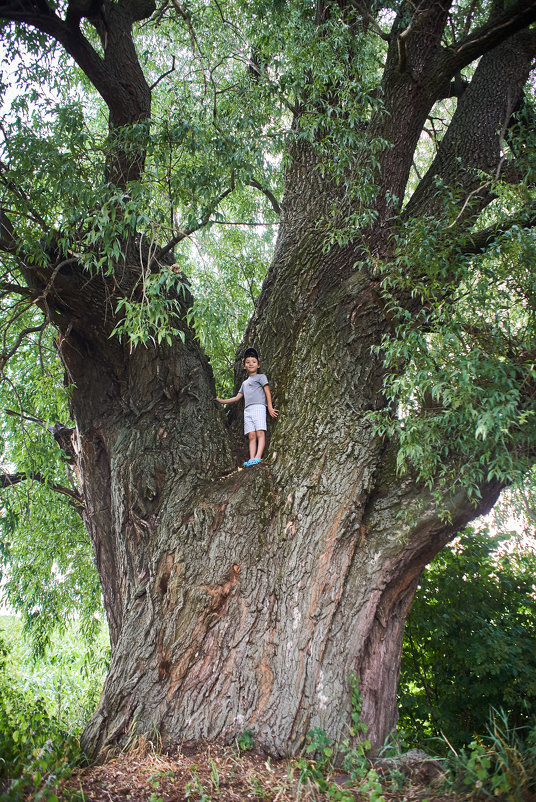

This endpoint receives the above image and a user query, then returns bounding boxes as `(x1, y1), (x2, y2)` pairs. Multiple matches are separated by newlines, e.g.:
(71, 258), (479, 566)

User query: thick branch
(0, 210), (18, 253)
(437, 0), (536, 89)
(405, 30), (536, 222)
(0, 0), (151, 130)
(0, 282), (37, 297)
(4, 409), (77, 461)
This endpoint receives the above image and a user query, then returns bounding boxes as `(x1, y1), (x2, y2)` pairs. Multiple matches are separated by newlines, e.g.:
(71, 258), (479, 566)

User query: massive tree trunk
(75, 144), (504, 758)
(2, 0), (536, 760)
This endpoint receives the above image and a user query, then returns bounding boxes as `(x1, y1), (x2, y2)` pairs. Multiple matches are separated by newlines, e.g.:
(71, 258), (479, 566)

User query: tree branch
(0, 210), (19, 254)
(245, 180), (281, 216)
(397, 22), (411, 74)
(0, 469), (83, 506)
(149, 55), (176, 90)
(404, 31), (536, 222)
(440, 0), (536, 81)
(0, 158), (50, 232)
(0, 0), (149, 131)
(0, 282), (37, 297)
(170, 0), (204, 57)
(5, 409), (77, 462)
(152, 186), (235, 266)
(460, 204), (536, 256)
(0, 322), (48, 371)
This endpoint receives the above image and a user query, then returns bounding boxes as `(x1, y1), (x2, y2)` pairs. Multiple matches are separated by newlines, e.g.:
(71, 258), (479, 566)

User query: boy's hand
(268, 406), (278, 418)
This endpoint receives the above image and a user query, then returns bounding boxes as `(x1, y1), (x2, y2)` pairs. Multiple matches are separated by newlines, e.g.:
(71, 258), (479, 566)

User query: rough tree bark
(1, 0), (536, 759)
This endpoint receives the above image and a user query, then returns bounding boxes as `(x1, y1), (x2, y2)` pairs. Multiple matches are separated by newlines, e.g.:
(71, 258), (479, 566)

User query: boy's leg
(255, 430), (265, 459)
(248, 431), (257, 459)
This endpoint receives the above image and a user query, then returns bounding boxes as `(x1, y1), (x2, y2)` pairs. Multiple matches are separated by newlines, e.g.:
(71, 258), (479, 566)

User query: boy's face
(244, 356), (260, 374)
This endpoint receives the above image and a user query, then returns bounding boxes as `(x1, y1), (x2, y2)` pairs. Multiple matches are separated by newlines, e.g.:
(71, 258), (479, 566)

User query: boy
(216, 347), (278, 466)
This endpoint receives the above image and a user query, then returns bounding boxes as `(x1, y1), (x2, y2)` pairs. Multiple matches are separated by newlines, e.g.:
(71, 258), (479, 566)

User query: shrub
(399, 527), (536, 751)
(0, 632), (81, 799)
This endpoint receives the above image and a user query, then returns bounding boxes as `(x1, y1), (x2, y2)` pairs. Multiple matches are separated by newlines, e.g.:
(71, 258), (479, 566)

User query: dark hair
(243, 347), (259, 361)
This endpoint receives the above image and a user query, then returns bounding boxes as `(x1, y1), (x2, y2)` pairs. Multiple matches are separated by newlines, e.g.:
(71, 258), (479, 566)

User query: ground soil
(61, 740), (460, 801)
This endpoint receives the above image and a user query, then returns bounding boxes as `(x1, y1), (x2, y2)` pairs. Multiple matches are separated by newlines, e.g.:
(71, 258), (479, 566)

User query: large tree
(1, 0), (536, 759)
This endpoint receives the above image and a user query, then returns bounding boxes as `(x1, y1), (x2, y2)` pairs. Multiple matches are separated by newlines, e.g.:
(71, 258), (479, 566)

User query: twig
(0, 321), (48, 370)
(152, 186), (235, 265)
(149, 55), (176, 90)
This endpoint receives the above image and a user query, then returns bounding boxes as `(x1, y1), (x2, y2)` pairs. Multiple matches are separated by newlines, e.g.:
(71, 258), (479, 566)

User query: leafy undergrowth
(57, 739), (457, 802)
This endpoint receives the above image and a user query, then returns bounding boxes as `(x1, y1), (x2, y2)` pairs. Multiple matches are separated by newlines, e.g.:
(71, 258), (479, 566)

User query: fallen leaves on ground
(61, 739), (459, 801)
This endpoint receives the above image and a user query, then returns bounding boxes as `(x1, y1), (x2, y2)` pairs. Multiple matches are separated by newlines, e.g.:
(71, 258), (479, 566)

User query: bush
(0, 615), (109, 800)
(399, 527), (536, 752)
(0, 633), (81, 799)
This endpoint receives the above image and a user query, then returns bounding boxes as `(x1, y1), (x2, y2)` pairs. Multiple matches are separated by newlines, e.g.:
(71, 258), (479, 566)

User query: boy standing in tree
(216, 347), (278, 466)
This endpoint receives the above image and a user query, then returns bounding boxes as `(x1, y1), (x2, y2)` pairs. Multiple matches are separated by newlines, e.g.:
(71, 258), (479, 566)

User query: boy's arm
(264, 385), (278, 418)
(215, 392), (243, 405)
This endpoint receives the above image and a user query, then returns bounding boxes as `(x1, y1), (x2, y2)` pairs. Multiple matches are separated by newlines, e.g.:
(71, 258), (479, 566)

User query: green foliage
(112, 267), (188, 349)
(399, 527), (536, 751)
(0, 615), (109, 732)
(0, 314), (102, 651)
(294, 675), (385, 801)
(0, 615), (108, 799)
(184, 770), (212, 801)
(369, 114), (536, 501)
(187, 221), (273, 395)
(337, 675), (384, 801)
(447, 710), (536, 801)
(493, 466), (536, 535)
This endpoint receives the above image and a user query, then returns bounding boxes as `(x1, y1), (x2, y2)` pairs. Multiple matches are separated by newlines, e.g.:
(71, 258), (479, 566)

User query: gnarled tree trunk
(75, 144), (505, 757)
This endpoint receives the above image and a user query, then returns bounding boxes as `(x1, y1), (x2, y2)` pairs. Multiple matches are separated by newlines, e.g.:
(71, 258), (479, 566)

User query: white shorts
(244, 404), (267, 434)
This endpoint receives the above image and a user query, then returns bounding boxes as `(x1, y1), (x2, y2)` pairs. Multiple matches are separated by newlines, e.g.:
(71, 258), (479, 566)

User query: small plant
(305, 726), (334, 772)
(185, 770), (212, 801)
(236, 728), (255, 752)
(326, 783), (355, 801)
(149, 769), (175, 791)
(209, 757), (220, 789)
(337, 674), (385, 802)
(247, 776), (268, 799)
(293, 675), (386, 802)
(293, 727), (335, 791)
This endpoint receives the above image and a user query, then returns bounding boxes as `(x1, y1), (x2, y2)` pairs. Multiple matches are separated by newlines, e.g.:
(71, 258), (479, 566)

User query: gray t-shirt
(239, 373), (269, 407)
